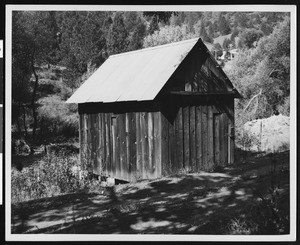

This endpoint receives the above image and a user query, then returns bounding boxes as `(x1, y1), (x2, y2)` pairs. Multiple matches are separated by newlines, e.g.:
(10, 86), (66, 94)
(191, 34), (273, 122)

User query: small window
(185, 82), (192, 92)
(111, 115), (117, 126)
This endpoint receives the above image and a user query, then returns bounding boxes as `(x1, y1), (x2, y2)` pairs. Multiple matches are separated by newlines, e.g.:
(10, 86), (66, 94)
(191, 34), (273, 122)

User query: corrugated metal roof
(66, 38), (206, 104)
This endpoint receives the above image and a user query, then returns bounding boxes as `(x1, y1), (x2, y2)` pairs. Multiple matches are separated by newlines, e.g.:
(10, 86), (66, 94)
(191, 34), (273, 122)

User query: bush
(227, 218), (258, 235)
(235, 127), (260, 151)
(11, 152), (100, 203)
(37, 95), (79, 138)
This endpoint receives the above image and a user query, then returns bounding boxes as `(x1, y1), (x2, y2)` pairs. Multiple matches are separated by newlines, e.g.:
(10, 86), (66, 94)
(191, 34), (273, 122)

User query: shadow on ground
(11, 150), (290, 234)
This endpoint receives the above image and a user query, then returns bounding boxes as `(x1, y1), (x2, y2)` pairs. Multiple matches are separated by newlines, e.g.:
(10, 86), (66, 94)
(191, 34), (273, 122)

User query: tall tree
(148, 16), (159, 35)
(127, 17), (147, 51)
(12, 11), (59, 146)
(194, 20), (211, 43)
(59, 11), (108, 76)
(218, 15), (231, 35)
(106, 12), (129, 55)
(237, 28), (264, 49)
(207, 22), (215, 43)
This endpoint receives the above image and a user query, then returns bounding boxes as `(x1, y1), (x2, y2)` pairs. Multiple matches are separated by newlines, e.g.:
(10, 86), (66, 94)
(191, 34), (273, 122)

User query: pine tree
(148, 16), (159, 35)
(218, 15), (231, 35)
(194, 20), (211, 43)
(127, 17), (147, 51)
(207, 22), (214, 43)
(106, 12), (129, 55)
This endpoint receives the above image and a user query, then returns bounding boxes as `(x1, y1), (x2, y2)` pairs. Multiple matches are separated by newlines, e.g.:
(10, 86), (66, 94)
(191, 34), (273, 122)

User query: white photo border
(5, 4), (297, 242)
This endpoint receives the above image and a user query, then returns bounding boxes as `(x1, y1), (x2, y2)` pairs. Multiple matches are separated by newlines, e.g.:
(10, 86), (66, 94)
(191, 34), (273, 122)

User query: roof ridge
(109, 37), (200, 58)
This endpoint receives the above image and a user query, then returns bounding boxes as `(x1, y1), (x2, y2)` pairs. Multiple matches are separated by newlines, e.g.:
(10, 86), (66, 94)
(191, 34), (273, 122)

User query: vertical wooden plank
(96, 114), (100, 175)
(94, 114), (98, 175)
(102, 113), (106, 174)
(148, 112), (154, 179)
(111, 113), (116, 177)
(114, 114), (120, 178)
(136, 113), (142, 181)
(174, 109), (180, 172)
(196, 106), (202, 172)
(79, 114), (83, 165)
(91, 114), (96, 174)
(86, 114), (90, 170)
(202, 105), (208, 171)
(178, 107), (184, 171)
(168, 117), (175, 175)
(223, 113), (228, 166)
(153, 112), (161, 178)
(140, 113), (145, 179)
(104, 113), (110, 176)
(231, 100), (235, 164)
(183, 105), (190, 171)
(140, 112), (148, 179)
(98, 114), (103, 175)
(219, 113), (225, 166)
(125, 113), (130, 181)
(207, 106), (214, 170)
(190, 106), (196, 172)
(84, 114), (89, 172)
(130, 112), (137, 182)
(161, 113), (169, 176)
(214, 114), (220, 166)
(119, 113), (126, 181)
(229, 100), (235, 164)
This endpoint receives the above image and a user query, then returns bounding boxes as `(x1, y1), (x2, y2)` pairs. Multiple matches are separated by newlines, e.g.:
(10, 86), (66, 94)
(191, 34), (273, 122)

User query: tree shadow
(12, 150), (290, 234)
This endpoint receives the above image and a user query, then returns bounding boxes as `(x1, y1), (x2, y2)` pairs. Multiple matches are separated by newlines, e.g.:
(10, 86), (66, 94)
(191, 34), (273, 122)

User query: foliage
(12, 11), (61, 144)
(218, 15), (231, 35)
(11, 153), (88, 203)
(234, 12), (249, 28)
(222, 38), (231, 50)
(58, 11), (109, 74)
(143, 24), (196, 48)
(106, 12), (129, 55)
(260, 21), (273, 36)
(227, 218), (258, 235)
(230, 28), (239, 42)
(237, 28), (264, 49)
(224, 16), (290, 119)
(148, 16), (159, 35)
(194, 20), (211, 43)
(37, 95), (78, 137)
(127, 16), (147, 51)
(143, 11), (175, 23)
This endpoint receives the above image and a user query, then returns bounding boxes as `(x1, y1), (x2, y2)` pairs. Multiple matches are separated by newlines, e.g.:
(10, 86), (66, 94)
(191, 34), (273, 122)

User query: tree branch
(243, 88), (262, 113)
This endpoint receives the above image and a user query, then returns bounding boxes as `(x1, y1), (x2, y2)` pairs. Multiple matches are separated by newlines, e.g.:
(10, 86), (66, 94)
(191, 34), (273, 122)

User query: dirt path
(11, 151), (289, 234)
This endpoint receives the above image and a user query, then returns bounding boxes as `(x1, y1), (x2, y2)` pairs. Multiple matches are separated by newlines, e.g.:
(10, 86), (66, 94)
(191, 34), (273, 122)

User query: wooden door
(213, 113), (228, 166)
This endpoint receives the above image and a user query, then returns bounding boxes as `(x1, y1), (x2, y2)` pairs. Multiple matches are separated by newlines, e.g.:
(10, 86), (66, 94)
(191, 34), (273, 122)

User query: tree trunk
(31, 61), (39, 143)
(22, 103), (28, 140)
(16, 100), (22, 138)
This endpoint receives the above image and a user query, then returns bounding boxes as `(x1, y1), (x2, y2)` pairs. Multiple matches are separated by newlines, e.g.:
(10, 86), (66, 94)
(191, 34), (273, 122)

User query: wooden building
(67, 38), (241, 182)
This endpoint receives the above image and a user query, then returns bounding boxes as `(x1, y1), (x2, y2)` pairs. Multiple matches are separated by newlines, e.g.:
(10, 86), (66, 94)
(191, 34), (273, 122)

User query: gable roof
(66, 38), (231, 104)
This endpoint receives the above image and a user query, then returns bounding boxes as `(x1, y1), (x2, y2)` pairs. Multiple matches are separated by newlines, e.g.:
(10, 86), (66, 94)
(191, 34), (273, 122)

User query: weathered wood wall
(160, 96), (234, 176)
(80, 111), (162, 182)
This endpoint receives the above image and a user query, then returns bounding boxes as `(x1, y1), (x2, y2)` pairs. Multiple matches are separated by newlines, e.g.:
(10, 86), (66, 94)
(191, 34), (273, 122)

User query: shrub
(227, 218), (258, 235)
(37, 95), (79, 138)
(11, 152), (100, 203)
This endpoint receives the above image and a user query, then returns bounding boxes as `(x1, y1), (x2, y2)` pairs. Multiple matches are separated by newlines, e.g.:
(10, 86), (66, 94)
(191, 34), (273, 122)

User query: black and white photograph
(4, 4), (297, 242)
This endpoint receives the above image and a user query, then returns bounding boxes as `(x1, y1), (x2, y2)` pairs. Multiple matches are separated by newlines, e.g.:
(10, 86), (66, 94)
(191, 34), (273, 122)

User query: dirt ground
(11, 150), (290, 234)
